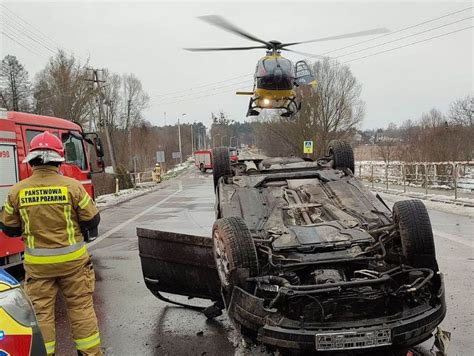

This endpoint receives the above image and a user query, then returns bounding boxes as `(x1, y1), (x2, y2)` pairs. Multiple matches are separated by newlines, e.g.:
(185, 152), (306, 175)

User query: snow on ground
(95, 184), (157, 209)
(96, 162), (192, 209)
(376, 191), (474, 218)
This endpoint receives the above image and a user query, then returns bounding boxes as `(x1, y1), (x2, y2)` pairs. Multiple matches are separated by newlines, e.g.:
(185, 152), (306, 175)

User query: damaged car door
(137, 228), (221, 301)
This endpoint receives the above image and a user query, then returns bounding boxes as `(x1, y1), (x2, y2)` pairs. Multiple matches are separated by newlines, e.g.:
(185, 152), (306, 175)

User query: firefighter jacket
(1, 165), (100, 278)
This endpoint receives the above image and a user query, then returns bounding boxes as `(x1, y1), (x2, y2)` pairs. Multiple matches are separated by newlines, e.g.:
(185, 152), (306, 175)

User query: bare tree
(33, 50), (94, 125)
(101, 71), (122, 128)
(121, 73), (149, 130)
(449, 95), (473, 127)
(0, 55), (32, 111)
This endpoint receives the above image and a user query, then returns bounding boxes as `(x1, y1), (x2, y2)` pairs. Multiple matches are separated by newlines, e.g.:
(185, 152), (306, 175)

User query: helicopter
(185, 15), (389, 117)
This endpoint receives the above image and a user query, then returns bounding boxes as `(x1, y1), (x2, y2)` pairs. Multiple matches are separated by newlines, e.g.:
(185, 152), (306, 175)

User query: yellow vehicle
(185, 15), (388, 117)
(0, 269), (46, 356)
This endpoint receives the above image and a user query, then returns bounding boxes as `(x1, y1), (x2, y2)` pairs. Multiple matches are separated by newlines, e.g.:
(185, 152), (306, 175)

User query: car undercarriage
(138, 141), (446, 354)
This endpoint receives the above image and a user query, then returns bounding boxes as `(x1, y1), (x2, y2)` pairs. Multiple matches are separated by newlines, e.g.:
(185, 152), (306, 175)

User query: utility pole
(85, 68), (117, 172)
(127, 98), (132, 171)
(191, 124), (194, 153)
(178, 113), (186, 165)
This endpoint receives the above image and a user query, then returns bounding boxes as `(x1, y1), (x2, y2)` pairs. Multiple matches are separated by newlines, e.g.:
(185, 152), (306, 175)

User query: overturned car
(138, 141), (446, 354)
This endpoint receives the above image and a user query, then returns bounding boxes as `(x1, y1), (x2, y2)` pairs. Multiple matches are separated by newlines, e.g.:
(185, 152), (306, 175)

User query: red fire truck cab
(0, 110), (105, 269)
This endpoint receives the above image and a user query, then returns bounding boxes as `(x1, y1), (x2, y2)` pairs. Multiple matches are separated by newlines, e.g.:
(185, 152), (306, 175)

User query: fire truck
(194, 150), (212, 172)
(194, 147), (239, 173)
(0, 109), (105, 269)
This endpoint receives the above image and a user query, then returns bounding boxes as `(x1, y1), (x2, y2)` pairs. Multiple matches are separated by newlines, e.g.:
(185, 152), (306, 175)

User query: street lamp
(178, 113), (186, 165)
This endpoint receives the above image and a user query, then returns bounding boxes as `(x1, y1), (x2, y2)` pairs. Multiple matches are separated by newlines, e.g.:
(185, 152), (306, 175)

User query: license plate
(315, 328), (392, 351)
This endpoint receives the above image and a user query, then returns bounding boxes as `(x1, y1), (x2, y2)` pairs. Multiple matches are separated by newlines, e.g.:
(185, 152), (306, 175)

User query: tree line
(370, 95), (473, 163)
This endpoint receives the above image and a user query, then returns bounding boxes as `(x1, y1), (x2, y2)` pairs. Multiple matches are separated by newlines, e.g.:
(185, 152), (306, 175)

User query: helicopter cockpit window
(256, 57), (295, 78)
(256, 57), (295, 91)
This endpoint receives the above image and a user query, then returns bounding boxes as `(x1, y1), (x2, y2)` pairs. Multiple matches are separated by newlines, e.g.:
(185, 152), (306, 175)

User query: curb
(97, 166), (192, 212)
(369, 186), (474, 208)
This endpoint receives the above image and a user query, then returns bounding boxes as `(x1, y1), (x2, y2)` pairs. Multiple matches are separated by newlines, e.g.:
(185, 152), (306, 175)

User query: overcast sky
(1, 1), (473, 129)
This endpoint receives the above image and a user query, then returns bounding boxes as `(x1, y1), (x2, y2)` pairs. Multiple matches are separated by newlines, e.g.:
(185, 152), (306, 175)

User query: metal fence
(130, 171), (154, 184)
(355, 161), (474, 201)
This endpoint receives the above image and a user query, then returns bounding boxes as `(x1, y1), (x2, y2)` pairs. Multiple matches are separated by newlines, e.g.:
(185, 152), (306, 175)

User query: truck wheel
(212, 147), (231, 191)
(393, 200), (438, 271)
(328, 140), (355, 173)
(212, 217), (259, 298)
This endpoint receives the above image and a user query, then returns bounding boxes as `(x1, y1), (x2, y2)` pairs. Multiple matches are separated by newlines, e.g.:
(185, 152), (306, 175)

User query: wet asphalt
(52, 169), (473, 356)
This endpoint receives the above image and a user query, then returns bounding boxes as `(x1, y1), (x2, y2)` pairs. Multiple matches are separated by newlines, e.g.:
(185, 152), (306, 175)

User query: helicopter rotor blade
(281, 48), (329, 59)
(281, 27), (390, 47)
(198, 15), (272, 47)
(184, 45), (268, 52)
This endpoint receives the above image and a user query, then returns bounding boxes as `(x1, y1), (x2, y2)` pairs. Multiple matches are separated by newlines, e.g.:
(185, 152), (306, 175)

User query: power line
(342, 26), (473, 64)
(152, 79), (253, 103)
(0, 4), (86, 62)
(1, 18), (57, 57)
(151, 73), (253, 98)
(1, 30), (49, 59)
(0, 4), (61, 49)
(157, 85), (253, 106)
(1, 14), (55, 52)
(335, 16), (473, 59)
(322, 5), (473, 56)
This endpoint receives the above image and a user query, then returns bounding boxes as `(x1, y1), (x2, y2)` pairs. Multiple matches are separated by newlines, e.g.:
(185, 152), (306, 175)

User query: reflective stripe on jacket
(1, 165), (99, 272)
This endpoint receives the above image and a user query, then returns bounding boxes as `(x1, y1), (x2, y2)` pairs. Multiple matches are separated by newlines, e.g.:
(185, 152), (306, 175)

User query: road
(53, 168), (473, 355)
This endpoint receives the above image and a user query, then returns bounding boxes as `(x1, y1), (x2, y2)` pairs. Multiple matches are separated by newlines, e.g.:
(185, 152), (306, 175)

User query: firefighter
(152, 163), (162, 183)
(0, 131), (102, 356)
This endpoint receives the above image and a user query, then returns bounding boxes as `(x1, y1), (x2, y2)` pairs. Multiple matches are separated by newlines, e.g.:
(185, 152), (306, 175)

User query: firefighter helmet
(23, 131), (65, 164)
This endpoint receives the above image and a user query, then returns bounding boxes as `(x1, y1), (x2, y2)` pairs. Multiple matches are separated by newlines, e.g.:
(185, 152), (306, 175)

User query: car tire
(212, 217), (259, 298)
(393, 199), (438, 271)
(328, 140), (355, 173)
(212, 147), (231, 191)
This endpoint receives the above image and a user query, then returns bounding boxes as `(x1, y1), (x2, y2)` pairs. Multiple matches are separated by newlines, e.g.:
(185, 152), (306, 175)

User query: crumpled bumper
(228, 283), (446, 352)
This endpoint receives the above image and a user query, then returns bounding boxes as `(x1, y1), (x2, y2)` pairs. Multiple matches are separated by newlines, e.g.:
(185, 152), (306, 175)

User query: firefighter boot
(59, 261), (102, 356)
(24, 276), (58, 355)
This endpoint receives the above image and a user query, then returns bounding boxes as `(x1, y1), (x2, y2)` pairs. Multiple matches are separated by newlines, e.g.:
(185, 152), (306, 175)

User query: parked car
(0, 268), (46, 356)
(138, 140), (446, 354)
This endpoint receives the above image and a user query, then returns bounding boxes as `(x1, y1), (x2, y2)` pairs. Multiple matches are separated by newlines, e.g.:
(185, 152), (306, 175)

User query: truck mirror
(69, 131), (83, 140)
(97, 157), (105, 170)
(95, 137), (105, 158)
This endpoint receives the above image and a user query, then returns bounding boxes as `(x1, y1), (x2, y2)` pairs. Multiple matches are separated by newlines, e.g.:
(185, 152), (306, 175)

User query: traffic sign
(156, 151), (165, 163)
(303, 140), (313, 154)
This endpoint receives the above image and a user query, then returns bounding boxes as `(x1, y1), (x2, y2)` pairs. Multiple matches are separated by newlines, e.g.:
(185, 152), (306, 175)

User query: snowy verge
(96, 162), (192, 210)
(373, 190), (474, 218)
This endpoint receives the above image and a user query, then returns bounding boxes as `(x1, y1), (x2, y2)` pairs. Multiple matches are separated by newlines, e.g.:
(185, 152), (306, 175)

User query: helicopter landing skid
(247, 96), (301, 118)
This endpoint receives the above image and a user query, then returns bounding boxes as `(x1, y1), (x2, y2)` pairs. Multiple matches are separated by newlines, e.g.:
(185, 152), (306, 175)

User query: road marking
(88, 180), (183, 248)
(433, 229), (473, 248)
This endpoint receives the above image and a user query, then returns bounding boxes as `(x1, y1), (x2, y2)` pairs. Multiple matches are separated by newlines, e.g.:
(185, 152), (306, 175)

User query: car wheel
(328, 140), (355, 173)
(212, 217), (259, 297)
(212, 147), (231, 191)
(393, 199), (438, 271)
